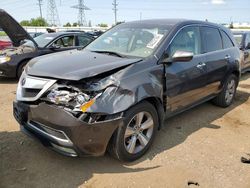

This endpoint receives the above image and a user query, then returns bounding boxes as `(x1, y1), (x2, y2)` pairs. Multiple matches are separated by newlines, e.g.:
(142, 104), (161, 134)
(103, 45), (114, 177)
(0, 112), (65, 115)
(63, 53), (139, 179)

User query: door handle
(196, 62), (206, 69)
(225, 55), (231, 60)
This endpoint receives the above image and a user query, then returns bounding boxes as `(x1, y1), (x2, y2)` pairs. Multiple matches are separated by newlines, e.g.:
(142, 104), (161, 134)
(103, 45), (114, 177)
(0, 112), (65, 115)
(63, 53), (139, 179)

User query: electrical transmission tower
(47, 0), (61, 26)
(71, 0), (90, 27)
(112, 0), (118, 24)
(37, 0), (43, 18)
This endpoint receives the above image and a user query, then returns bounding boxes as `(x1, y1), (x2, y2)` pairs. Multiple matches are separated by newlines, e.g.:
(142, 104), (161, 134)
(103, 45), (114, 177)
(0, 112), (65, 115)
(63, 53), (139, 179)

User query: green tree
(20, 17), (48, 27)
(98, 23), (108, 27)
(20, 20), (30, 26)
(30, 17), (48, 26)
(64, 22), (71, 27)
(72, 22), (78, 27)
(229, 22), (234, 29)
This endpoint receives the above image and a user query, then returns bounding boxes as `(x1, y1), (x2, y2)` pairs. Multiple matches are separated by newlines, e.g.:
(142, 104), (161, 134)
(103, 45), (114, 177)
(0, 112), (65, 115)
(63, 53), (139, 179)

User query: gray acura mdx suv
(14, 18), (240, 161)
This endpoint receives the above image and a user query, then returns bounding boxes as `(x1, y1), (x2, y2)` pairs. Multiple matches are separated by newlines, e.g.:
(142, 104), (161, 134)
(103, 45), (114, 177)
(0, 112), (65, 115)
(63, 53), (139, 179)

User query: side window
(245, 34), (250, 48)
(78, 36), (92, 47)
(54, 36), (75, 48)
(201, 27), (222, 53)
(221, 31), (234, 49)
(168, 26), (201, 57)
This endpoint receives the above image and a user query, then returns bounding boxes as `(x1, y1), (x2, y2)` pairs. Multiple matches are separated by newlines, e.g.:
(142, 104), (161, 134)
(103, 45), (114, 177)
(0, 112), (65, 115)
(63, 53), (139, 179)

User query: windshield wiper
(91, 50), (127, 58)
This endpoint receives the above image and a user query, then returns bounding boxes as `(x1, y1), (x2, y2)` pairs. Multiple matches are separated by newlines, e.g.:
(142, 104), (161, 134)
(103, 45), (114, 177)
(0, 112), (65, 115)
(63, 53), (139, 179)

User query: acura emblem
(21, 78), (26, 86)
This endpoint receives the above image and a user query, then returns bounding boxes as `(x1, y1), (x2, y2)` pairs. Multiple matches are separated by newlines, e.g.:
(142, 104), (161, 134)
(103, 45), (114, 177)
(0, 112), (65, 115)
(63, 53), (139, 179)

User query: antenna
(37, 0), (43, 18)
(71, 0), (90, 26)
(112, 0), (118, 24)
(47, 0), (61, 26)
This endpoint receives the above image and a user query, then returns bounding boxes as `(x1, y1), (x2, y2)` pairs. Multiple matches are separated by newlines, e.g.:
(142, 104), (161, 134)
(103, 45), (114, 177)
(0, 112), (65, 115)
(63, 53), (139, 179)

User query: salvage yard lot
(1, 75), (250, 188)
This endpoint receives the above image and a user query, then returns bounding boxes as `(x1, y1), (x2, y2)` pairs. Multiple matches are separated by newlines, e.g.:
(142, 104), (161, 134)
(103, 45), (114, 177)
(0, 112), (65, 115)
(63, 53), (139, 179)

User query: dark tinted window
(221, 31), (234, 49)
(78, 35), (92, 47)
(201, 27), (222, 53)
(169, 26), (201, 56)
(245, 34), (250, 47)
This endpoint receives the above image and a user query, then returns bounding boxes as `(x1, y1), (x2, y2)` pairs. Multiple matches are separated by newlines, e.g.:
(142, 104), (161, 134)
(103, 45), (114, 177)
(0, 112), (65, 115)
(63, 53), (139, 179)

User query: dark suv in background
(233, 31), (250, 73)
(14, 19), (240, 161)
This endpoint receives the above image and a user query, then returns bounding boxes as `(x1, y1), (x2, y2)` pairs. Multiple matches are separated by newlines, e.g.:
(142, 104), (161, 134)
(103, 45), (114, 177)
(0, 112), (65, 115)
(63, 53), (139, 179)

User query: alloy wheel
(124, 111), (154, 154)
(225, 79), (236, 104)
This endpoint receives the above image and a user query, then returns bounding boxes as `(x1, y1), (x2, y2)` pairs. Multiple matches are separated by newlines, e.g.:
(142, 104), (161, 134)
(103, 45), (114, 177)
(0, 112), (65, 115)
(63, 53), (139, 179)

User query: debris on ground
(187, 180), (200, 186)
(16, 167), (27, 171)
(241, 153), (250, 164)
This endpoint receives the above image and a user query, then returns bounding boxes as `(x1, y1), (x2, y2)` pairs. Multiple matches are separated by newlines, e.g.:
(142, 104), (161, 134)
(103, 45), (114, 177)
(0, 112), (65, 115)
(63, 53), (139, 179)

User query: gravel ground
(1, 74), (250, 188)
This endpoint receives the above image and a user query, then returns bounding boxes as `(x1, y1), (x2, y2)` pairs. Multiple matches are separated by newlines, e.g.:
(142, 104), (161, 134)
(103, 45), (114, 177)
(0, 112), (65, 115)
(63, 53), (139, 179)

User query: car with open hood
(0, 9), (95, 78)
(233, 31), (250, 73)
(14, 19), (240, 161)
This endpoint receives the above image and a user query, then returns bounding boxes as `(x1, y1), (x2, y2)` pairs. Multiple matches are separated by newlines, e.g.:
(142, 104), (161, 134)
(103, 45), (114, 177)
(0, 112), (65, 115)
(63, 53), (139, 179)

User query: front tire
(109, 101), (159, 162)
(212, 74), (238, 107)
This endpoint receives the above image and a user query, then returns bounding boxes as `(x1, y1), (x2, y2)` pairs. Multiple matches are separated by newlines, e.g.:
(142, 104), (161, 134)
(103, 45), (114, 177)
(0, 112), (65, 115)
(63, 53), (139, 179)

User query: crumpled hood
(27, 50), (142, 80)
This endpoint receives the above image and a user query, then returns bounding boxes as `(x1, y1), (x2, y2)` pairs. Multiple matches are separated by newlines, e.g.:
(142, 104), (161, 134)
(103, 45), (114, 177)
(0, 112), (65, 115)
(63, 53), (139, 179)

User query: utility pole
(71, 0), (90, 27)
(37, 0), (43, 18)
(112, 0), (118, 25)
(47, 0), (61, 26)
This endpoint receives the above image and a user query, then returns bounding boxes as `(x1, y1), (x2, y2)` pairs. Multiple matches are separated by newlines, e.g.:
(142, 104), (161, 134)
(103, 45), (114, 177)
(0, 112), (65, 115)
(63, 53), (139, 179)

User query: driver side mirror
(161, 50), (194, 64)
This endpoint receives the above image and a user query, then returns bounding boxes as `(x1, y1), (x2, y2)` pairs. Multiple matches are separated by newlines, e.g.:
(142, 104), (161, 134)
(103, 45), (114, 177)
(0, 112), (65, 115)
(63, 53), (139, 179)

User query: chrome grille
(16, 72), (56, 102)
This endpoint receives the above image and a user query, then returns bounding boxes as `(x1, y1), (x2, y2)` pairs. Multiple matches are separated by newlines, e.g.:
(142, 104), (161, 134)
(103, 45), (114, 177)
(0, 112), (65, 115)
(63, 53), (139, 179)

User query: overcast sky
(0, 0), (249, 26)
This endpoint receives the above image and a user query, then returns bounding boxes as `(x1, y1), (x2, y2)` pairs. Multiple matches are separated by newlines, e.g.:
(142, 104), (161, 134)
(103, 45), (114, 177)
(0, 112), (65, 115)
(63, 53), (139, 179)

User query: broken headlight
(45, 75), (120, 113)
(46, 88), (101, 113)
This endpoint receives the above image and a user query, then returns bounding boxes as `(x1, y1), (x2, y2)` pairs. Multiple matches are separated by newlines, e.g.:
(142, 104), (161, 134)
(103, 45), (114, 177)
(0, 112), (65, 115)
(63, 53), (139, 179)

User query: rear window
(221, 31), (234, 49)
(233, 34), (243, 47)
(201, 27), (222, 53)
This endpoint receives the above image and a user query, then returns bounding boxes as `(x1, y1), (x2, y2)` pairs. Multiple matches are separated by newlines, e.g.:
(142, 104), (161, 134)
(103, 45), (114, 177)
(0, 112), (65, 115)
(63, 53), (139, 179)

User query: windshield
(233, 34), (243, 47)
(23, 34), (57, 48)
(85, 23), (170, 58)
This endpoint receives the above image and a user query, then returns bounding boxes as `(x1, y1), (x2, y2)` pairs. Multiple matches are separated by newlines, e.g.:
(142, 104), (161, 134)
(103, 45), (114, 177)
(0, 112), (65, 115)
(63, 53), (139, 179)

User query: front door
(165, 26), (208, 114)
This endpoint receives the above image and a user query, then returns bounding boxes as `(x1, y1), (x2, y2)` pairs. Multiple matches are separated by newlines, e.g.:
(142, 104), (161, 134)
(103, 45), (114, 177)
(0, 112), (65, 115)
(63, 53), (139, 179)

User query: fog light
(0, 71), (3, 75)
(51, 143), (77, 156)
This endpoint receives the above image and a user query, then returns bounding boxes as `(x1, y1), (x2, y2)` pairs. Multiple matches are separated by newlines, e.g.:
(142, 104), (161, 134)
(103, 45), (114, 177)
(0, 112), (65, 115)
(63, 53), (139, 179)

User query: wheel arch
(16, 58), (31, 77)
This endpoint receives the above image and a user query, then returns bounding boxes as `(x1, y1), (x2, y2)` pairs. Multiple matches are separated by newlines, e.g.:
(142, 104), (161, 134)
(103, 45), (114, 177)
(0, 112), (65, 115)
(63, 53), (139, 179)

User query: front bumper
(13, 101), (123, 157)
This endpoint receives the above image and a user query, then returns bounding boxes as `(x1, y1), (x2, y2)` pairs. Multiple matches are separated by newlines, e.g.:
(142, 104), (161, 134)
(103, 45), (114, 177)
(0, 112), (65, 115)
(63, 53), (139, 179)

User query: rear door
(200, 26), (228, 94)
(165, 26), (208, 113)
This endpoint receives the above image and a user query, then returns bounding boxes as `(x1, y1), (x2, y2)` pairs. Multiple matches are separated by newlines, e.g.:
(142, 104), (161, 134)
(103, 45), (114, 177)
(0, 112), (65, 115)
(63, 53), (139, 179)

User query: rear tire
(108, 101), (159, 162)
(212, 74), (238, 107)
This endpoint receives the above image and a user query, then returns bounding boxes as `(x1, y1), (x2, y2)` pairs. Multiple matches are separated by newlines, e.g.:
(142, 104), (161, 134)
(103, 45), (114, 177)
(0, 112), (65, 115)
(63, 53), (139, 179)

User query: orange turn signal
(80, 99), (95, 112)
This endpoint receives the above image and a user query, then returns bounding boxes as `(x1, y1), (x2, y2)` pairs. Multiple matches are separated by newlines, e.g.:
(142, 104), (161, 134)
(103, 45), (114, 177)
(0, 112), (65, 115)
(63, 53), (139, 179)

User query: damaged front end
(14, 72), (125, 156)
(40, 74), (123, 124)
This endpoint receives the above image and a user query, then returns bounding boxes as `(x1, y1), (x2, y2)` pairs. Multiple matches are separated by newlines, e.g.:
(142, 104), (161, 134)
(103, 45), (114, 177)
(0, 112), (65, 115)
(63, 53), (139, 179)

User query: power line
(47, 0), (61, 26)
(71, 0), (90, 26)
(37, 0), (43, 18)
(112, 0), (118, 24)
